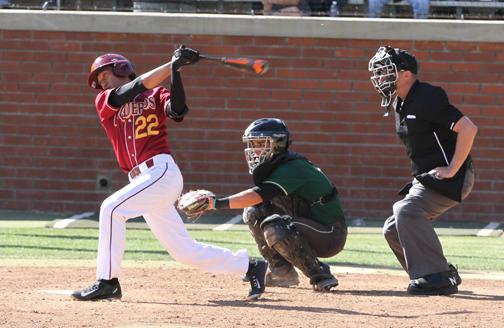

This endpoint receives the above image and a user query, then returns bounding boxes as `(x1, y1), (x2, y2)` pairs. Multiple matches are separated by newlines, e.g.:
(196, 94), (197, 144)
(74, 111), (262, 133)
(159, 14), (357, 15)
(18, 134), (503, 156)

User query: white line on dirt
(53, 212), (95, 229)
(477, 221), (501, 237)
(39, 289), (73, 296)
(213, 215), (242, 231)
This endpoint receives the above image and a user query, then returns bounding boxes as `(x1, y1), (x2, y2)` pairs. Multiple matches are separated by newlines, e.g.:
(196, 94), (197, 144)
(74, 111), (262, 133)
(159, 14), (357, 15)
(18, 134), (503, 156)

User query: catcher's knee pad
(261, 217), (333, 285)
(242, 203), (276, 225)
(244, 208), (287, 265)
(242, 207), (258, 225)
(260, 214), (294, 248)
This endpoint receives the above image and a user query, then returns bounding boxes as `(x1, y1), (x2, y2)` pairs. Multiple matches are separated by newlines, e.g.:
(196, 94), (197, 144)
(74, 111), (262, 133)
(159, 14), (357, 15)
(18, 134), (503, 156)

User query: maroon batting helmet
(88, 53), (136, 89)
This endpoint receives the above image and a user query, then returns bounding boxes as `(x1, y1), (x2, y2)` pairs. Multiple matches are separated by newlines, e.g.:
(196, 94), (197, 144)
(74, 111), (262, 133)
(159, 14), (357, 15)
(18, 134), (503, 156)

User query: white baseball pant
(96, 154), (249, 280)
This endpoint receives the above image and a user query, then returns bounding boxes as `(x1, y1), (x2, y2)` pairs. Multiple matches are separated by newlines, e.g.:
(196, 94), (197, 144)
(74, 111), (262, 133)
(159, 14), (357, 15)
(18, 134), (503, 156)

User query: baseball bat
(199, 55), (269, 76)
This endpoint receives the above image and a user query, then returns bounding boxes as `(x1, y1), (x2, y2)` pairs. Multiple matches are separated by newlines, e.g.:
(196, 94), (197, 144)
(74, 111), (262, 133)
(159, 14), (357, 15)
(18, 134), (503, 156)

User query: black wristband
(214, 197), (230, 209)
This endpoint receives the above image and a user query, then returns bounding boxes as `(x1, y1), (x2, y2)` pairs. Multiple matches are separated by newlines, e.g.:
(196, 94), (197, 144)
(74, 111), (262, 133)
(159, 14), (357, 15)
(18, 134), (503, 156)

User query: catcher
(178, 118), (347, 291)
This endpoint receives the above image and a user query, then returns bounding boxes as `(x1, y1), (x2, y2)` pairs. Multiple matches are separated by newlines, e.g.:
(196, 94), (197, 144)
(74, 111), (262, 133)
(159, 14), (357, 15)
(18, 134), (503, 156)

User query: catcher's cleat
(265, 265), (300, 288)
(246, 259), (267, 300)
(310, 262), (338, 292)
(71, 278), (122, 301)
(312, 276), (339, 292)
(407, 270), (458, 296)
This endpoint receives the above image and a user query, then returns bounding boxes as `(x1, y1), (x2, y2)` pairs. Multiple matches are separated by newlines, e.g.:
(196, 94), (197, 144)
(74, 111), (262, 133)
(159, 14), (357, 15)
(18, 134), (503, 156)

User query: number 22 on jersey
(135, 114), (159, 139)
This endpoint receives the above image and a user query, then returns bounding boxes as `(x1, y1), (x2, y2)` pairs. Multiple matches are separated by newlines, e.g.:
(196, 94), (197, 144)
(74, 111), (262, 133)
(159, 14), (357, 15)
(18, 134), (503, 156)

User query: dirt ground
(1, 266), (503, 328)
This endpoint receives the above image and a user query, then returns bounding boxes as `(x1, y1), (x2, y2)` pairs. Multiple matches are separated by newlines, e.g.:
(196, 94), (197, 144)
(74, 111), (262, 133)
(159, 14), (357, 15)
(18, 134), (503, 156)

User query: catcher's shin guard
(260, 214), (337, 291)
(243, 207), (299, 287)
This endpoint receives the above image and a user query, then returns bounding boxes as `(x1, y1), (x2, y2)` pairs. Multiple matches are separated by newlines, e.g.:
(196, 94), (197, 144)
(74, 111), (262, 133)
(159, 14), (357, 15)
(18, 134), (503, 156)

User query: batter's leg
(96, 161), (178, 280)
(96, 190), (152, 279)
(144, 204), (249, 274)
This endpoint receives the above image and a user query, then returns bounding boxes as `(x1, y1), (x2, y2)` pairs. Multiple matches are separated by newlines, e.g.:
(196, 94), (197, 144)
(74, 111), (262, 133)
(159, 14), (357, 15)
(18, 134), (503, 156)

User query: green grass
(1, 226), (503, 271)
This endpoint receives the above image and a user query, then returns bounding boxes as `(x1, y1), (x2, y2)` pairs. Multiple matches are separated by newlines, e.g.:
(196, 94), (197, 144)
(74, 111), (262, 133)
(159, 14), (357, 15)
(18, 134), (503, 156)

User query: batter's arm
(165, 70), (188, 121)
(139, 62), (173, 90)
(109, 61), (175, 107)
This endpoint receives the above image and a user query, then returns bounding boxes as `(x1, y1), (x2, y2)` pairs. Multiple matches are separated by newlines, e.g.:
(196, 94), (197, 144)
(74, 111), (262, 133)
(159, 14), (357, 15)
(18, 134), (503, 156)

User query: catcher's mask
(88, 53), (136, 89)
(368, 46), (417, 116)
(243, 118), (291, 174)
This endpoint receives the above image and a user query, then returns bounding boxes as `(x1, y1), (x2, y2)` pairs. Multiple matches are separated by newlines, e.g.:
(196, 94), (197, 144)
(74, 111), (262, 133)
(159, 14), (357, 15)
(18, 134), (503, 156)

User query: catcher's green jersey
(263, 159), (345, 226)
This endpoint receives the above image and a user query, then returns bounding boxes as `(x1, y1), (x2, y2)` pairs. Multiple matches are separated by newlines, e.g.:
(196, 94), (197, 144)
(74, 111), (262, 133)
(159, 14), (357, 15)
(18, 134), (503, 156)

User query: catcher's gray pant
(383, 165), (474, 279)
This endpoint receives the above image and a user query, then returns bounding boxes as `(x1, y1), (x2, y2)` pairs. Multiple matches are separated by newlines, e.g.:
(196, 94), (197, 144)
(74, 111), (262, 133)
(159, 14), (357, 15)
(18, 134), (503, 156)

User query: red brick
(286, 38), (319, 47)
(446, 42), (479, 51)
(429, 51), (464, 61)
(0, 31), (502, 221)
(253, 37), (286, 46)
(421, 61), (453, 72)
(2, 30), (33, 39)
(413, 41), (446, 51)
(240, 46), (301, 58)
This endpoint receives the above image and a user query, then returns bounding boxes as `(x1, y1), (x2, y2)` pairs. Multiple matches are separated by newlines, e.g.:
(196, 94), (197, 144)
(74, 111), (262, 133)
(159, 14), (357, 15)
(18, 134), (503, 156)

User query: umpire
(208, 118), (347, 292)
(368, 46), (478, 295)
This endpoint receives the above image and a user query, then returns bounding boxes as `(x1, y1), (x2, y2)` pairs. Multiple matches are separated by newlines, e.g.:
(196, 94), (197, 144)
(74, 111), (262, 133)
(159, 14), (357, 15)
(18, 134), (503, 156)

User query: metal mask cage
(243, 136), (273, 174)
(368, 47), (399, 113)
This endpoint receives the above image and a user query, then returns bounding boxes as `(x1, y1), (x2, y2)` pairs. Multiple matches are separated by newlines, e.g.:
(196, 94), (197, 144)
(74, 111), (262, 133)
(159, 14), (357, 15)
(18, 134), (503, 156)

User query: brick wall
(1, 29), (503, 222)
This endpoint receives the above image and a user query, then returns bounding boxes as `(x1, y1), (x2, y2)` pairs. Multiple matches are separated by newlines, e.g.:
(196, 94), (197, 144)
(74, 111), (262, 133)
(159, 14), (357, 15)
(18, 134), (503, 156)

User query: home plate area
(1, 266), (503, 328)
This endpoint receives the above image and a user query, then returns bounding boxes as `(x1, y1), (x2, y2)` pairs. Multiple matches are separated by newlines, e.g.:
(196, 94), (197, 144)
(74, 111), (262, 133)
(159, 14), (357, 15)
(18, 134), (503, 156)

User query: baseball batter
(71, 46), (267, 301)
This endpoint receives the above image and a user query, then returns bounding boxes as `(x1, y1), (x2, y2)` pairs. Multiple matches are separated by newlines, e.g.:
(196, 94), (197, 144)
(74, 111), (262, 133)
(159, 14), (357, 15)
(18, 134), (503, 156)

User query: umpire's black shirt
(395, 80), (471, 201)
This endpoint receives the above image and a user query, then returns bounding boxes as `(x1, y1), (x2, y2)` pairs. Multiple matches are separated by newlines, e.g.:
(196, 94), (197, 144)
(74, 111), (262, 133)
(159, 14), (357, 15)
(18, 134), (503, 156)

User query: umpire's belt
(128, 158), (155, 180)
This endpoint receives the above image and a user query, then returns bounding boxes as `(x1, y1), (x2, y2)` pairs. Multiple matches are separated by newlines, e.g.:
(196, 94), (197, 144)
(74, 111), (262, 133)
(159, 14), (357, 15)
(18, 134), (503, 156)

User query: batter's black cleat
(246, 259), (267, 300)
(407, 270), (458, 296)
(71, 278), (122, 301)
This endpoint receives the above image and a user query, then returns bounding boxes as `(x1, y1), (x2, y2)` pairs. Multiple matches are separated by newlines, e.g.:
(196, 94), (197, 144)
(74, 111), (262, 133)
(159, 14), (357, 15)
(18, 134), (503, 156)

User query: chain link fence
(2, 0), (504, 19)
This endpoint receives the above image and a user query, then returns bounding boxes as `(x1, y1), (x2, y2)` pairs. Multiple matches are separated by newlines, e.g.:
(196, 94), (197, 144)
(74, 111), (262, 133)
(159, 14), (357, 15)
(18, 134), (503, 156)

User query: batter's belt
(128, 158), (155, 180)
(128, 154), (175, 180)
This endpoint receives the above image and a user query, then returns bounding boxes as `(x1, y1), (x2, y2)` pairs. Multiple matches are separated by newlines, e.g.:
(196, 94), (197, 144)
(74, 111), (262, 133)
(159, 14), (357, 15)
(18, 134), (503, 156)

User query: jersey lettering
(96, 87), (171, 173)
(118, 96), (156, 121)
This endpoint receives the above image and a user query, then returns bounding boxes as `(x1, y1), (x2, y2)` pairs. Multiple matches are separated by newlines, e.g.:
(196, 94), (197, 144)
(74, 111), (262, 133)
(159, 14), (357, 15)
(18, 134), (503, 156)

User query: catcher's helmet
(243, 118), (291, 174)
(368, 46), (417, 114)
(88, 53), (136, 89)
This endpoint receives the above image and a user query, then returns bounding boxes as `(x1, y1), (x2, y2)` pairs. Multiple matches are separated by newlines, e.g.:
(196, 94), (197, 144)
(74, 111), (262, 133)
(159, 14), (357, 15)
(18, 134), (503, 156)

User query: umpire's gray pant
(383, 165), (474, 279)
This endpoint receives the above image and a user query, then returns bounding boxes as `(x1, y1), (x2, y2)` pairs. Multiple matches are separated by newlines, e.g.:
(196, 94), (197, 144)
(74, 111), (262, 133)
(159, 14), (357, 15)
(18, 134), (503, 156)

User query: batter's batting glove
(172, 45), (200, 71)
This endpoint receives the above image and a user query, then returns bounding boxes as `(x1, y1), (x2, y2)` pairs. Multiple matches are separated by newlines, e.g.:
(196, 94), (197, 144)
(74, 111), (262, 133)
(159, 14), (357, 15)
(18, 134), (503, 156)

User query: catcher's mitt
(177, 189), (215, 221)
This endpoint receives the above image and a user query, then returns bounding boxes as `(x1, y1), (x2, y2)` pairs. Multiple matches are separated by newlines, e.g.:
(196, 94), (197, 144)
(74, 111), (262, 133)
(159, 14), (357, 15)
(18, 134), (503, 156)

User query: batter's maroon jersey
(95, 87), (172, 173)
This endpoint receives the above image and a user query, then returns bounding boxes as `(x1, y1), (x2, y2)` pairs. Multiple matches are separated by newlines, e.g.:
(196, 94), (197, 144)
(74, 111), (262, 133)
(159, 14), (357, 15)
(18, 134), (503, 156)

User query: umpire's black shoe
(72, 278), (122, 301)
(448, 263), (462, 286)
(407, 270), (458, 296)
(246, 259), (267, 300)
